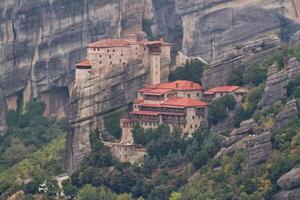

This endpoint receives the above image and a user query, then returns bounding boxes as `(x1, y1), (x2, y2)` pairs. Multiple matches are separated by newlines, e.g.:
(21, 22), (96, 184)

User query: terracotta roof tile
(76, 60), (91, 67)
(161, 97), (208, 108)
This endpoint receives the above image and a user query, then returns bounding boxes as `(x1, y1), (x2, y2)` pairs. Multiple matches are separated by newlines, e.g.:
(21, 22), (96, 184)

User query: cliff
(175, 0), (300, 61)
(66, 58), (170, 173)
(0, 0), (154, 120)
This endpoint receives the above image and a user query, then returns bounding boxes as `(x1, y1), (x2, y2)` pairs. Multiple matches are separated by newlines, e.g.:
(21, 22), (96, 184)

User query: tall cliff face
(0, 0), (153, 119)
(175, 0), (300, 61)
(66, 58), (170, 173)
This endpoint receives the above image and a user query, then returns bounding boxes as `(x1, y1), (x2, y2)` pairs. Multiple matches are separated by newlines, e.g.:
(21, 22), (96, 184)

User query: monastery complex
(75, 34), (248, 163)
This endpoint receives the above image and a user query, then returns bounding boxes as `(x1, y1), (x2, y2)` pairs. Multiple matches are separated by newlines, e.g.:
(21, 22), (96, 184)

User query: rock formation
(203, 36), (280, 89)
(273, 167), (300, 200)
(275, 100), (299, 130)
(0, 87), (7, 134)
(175, 0), (300, 61)
(66, 58), (170, 173)
(259, 58), (300, 107)
(0, 0), (154, 118)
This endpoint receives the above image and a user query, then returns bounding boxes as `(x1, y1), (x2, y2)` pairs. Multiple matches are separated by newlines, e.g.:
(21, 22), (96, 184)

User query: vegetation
(104, 110), (122, 139)
(208, 94), (237, 125)
(169, 59), (206, 84)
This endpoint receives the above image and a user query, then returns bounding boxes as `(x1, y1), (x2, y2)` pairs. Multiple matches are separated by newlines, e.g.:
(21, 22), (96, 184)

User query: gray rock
(275, 100), (299, 130)
(273, 188), (300, 200)
(175, 0), (300, 61)
(278, 167), (300, 190)
(259, 58), (300, 107)
(65, 58), (170, 173)
(244, 132), (272, 170)
(0, 87), (7, 135)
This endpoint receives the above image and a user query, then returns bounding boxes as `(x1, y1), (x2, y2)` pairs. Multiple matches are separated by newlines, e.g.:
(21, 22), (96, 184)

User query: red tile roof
(87, 39), (131, 48)
(131, 111), (160, 116)
(76, 60), (91, 67)
(161, 97), (208, 108)
(138, 80), (203, 93)
(204, 86), (240, 95)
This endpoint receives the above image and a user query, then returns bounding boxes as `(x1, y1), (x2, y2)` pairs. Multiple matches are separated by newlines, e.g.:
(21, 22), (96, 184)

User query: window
(99, 61), (102, 64)
(188, 94), (191, 98)
(190, 125), (192, 128)
(110, 61), (112, 64)
(113, 49), (115, 52)
(107, 49), (110, 52)
(100, 55), (102, 58)
(197, 93), (200, 97)
(121, 54), (123, 56)
(94, 48), (96, 51)
(109, 55), (111, 59)
(150, 123), (152, 126)
(195, 125), (198, 128)
(120, 59), (122, 63)
(144, 48), (146, 51)
(192, 116), (195, 119)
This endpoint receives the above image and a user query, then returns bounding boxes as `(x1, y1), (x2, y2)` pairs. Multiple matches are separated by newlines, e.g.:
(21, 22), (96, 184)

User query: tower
(148, 42), (161, 85)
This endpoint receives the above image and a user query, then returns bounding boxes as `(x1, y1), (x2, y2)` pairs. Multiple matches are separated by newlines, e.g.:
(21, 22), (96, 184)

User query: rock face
(243, 132), (272, 170)
(273, 167), (300, 200)
(66, 58), (170, 173)
(0, 0), (154, 117)
(275, 100), (299, 130)
(175, 0), (300, 61)
(0, 87), (7, 134)
(203, 36), (280, 89)
(259, 58), (300, 107)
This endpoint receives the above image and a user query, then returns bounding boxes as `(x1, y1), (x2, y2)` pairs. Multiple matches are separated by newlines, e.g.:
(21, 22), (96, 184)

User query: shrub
(192, 150), (209, 169)
(104, 110), (122, 139)
(169, 59), (206, 84)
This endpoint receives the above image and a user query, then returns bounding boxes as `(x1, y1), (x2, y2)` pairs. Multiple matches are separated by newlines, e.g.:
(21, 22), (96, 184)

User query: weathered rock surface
(259, 58), (300, 107)
(244, 132), (272, 170)
(0, 0), (154, 117)
(66, 58), (170, 173)
(273, 188), (300, 200)
(278, 167), (300, 190)
(275, 100), (299, 130)
(273, 167), (300, 200)
(0, 87), (7, 134)
(175, 0), (300, 61)
(216, 119), (257, 158)
(203, 36), (280, 89)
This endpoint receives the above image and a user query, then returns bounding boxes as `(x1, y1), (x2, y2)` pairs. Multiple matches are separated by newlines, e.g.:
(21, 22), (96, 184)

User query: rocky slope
(175, 0), (300, 61)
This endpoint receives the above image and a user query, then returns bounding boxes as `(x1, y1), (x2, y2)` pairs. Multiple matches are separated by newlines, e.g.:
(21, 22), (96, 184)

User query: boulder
(259, 58), (300, 107)
(275, 100), (299, 130)
(273, 188), (300, 200)
(243, 132), (272, 170)
(278, 167), (300, 190)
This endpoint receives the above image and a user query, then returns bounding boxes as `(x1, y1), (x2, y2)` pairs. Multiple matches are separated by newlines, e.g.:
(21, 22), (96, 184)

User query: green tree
(244, 64), (267, 86)
(192, 150), (209, 169)
(78, 184), (99, 200)
(169, 59), (206, 84)
(227, 68), (244, 86)
(104, 110), (122, 139)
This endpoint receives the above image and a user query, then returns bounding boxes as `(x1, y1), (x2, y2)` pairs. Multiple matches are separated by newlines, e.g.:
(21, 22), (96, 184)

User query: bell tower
(148, 42), (161, 85)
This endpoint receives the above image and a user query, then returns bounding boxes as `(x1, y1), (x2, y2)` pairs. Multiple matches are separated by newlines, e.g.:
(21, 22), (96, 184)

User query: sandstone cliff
(175, 0), (300, 61)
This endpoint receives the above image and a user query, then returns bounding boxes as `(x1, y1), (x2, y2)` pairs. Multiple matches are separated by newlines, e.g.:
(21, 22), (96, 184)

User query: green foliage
(169, 59), (206, 84)
(88, 129), (113, 167)
(244, 64), (267, 86)
(287, 75), (300, 98)
(104, 110), (122, 139)
(142, 19), (154, 40)
(133, 124), (170, 146)
(227, 68), (244, 86)
(78, 184), (100, 200)
(192, 150), (208, 169)
(208, 94), (237, 125)
(233, 84), (264, 127)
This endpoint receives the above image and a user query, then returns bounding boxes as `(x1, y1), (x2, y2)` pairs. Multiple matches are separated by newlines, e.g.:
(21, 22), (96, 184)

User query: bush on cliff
(169, 59), (206, 84)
